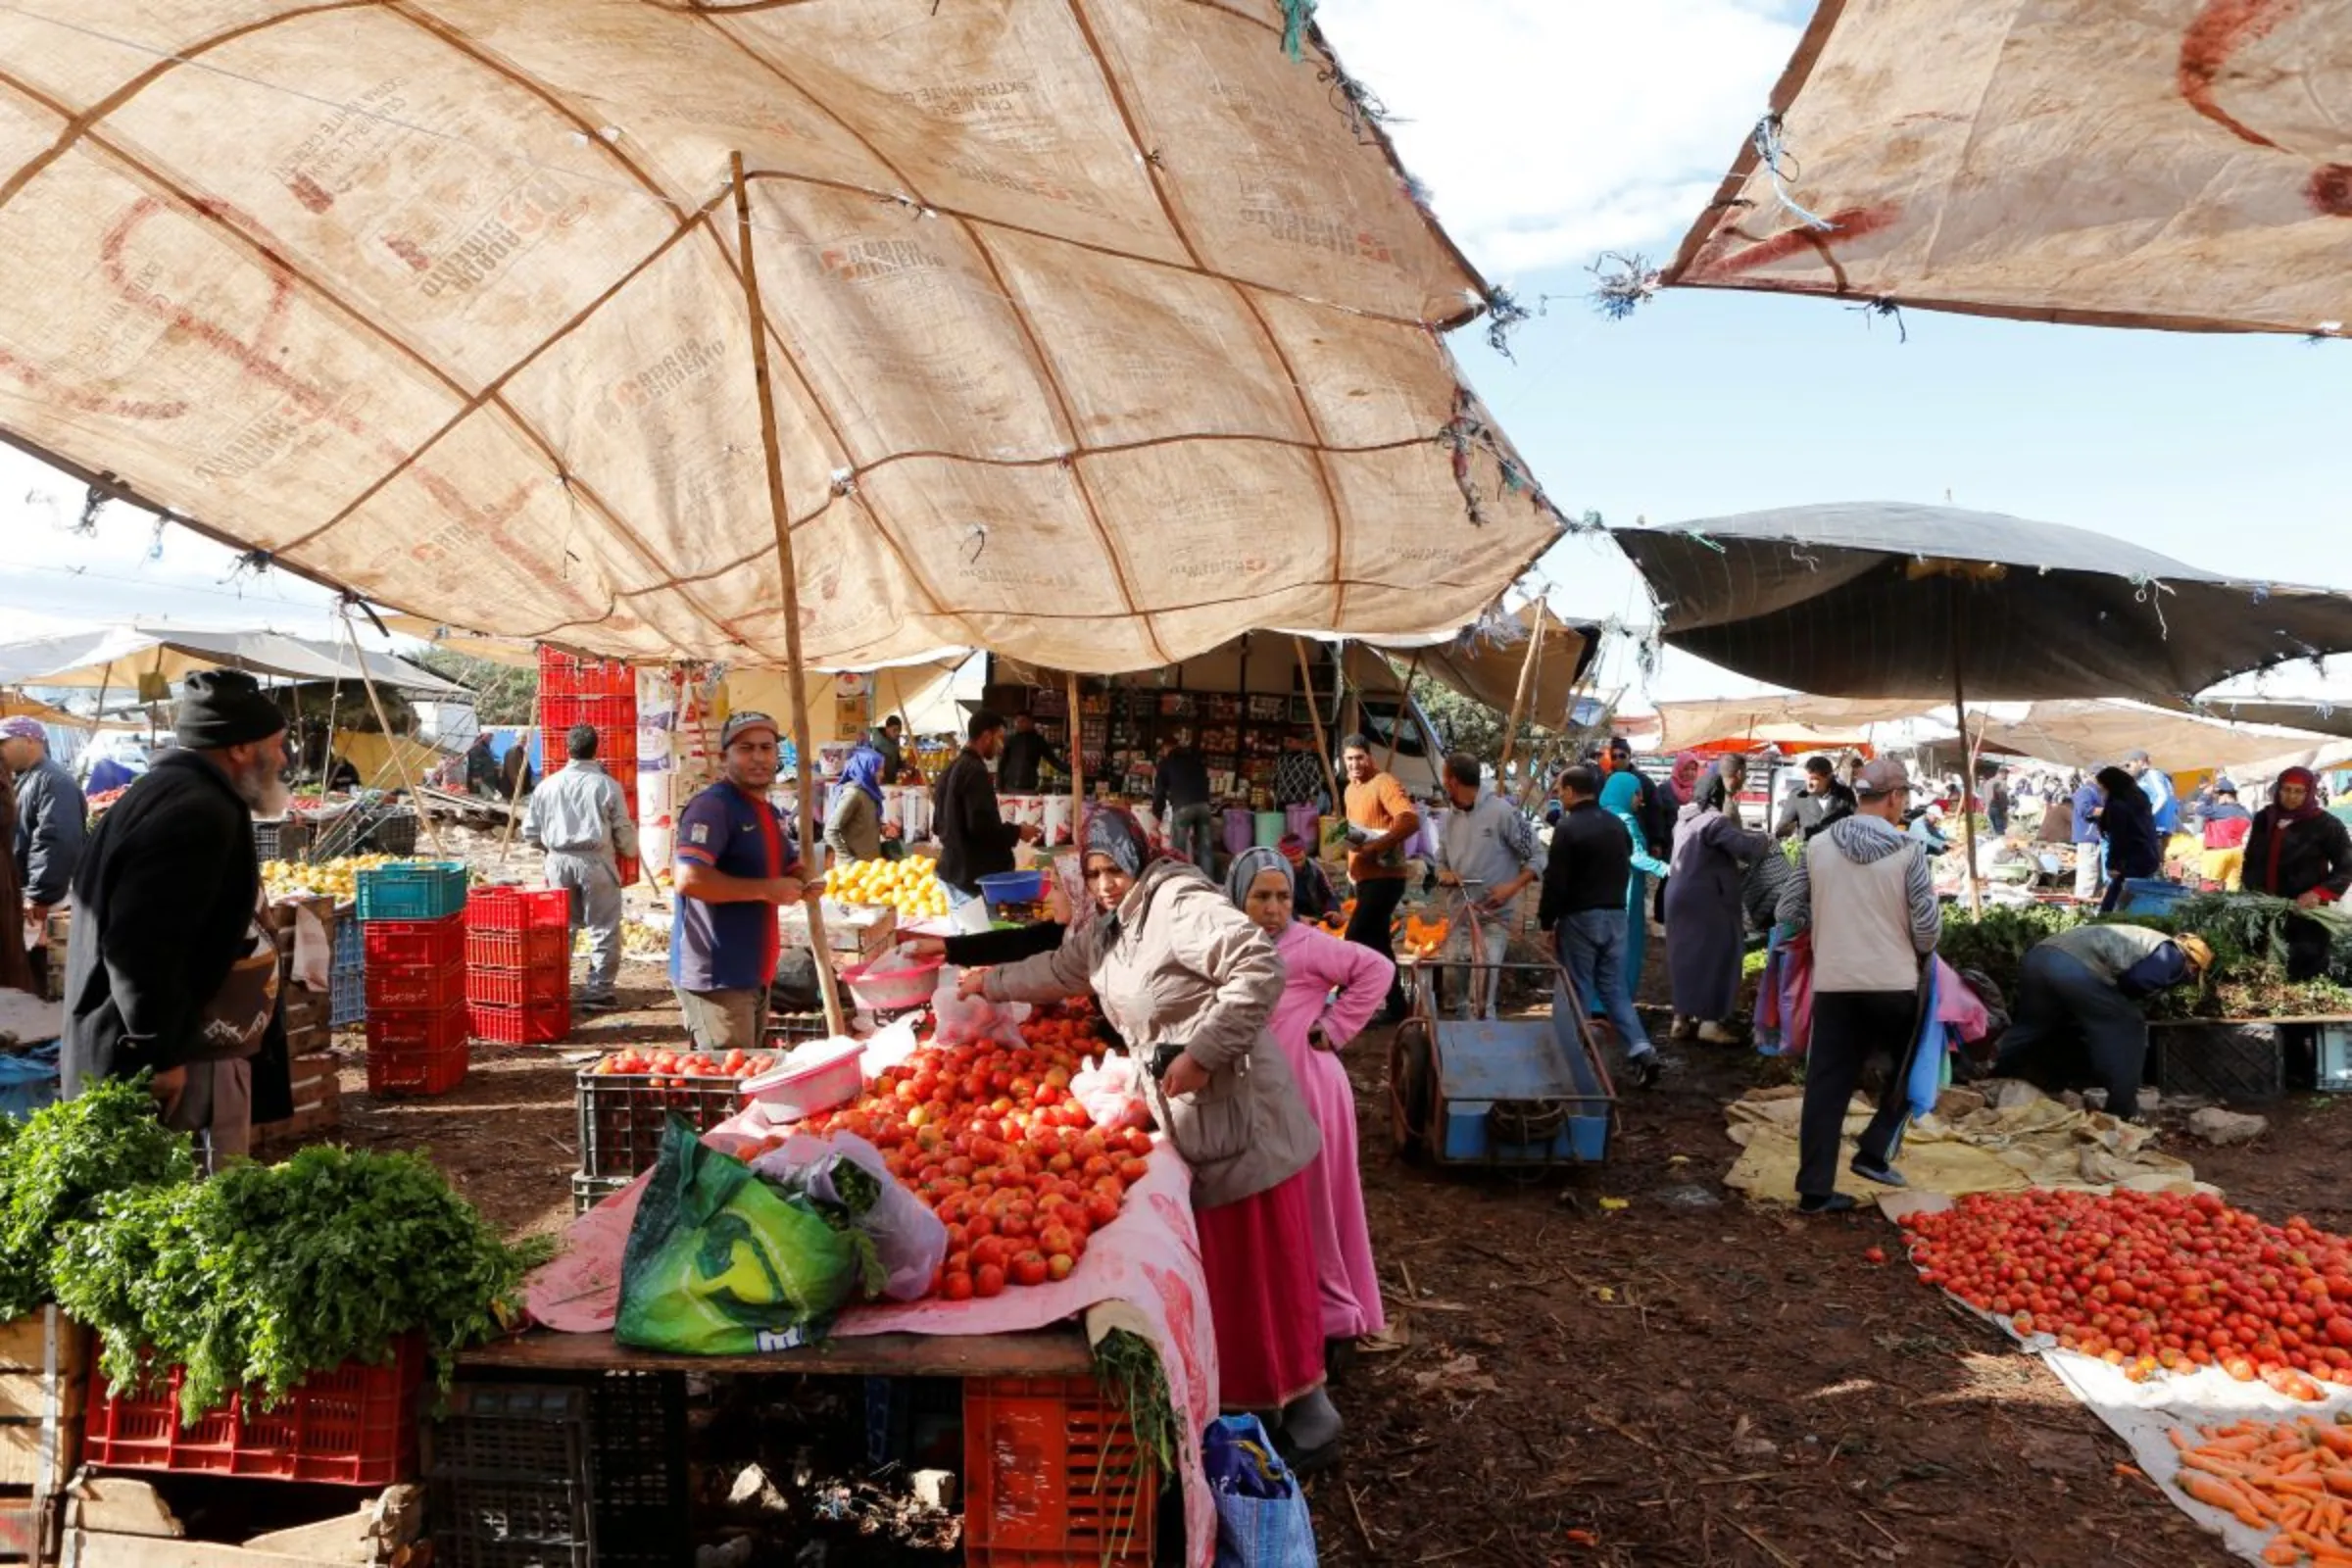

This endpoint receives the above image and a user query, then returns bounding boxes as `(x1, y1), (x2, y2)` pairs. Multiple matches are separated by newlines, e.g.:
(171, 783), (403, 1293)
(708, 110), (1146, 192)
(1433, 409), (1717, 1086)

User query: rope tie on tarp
(1751, 113), (1838, 231)
(2130, 573), (2175, 639)
(1281, 0), (1316, 60)
(1589, 253), (1659, 320)
(1484, 285), (1532, 360)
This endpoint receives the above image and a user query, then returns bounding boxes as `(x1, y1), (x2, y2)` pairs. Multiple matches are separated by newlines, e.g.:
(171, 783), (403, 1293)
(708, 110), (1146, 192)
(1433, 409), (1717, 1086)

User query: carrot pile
(2169, 1415), (2352, 1563)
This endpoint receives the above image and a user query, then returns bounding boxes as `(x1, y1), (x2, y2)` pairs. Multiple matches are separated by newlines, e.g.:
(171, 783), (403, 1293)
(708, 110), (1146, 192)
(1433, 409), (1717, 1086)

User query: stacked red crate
(466, 887), (571, 1046)
(538, 649), (642, 886)
(361, 912), (466, 1098)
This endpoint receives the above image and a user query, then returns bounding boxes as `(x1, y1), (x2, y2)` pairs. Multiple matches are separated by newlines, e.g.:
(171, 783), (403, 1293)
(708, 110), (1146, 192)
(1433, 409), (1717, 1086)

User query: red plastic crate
(541, 693), (636, 734)
(366, 1005), (469, 1097)
(537, 649), (635, 700)
(85, 1334), (424, 1485)
(465, 964), (566, 1009)
(541, 729), (636, 780)
(617, 854), (641, 888)
(361, 914), (466, 969)
(964, 1377), (1155, 1566)
(466, 886), (569, 934)
(364, 957), (464, 1011)
(470, 999), (570, 1046)
(466, 921), (570, 972)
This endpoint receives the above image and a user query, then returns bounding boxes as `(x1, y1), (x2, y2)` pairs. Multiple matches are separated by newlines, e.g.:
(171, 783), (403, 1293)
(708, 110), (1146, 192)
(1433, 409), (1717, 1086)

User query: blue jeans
(1556, 909), (1651, 1058)
(1169, 803), (1218, 872)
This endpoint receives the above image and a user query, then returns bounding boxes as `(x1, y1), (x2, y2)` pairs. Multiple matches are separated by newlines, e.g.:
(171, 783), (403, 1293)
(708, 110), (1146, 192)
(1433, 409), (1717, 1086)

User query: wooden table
(458, 1325), (1096, 1380)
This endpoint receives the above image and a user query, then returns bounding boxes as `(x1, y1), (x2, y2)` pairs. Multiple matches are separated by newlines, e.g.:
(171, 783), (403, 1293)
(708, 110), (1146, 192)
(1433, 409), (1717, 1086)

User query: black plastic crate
(574, 1068), (747, 1181)
(2148, 1020), (2286, 1103)
(253, 816), (311, 862)
(588, 1372), (688, 1568)
(426, 1383), (594, 1568)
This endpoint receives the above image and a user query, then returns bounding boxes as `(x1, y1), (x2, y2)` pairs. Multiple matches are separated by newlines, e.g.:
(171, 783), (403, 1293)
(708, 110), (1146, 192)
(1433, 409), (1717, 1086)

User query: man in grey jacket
(3, 716), (85, 993)
(523, 724), (638, 1010)
(1778, 758), (1940, 1214)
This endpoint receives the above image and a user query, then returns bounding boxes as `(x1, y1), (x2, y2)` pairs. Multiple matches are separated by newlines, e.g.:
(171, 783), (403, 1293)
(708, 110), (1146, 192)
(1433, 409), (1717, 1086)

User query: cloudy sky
(3, 0), (2346, 706)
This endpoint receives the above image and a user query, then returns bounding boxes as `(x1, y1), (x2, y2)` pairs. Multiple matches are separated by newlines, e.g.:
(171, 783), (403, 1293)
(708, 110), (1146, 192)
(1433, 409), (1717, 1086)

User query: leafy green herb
(0, 1075), (195, 1320)
(53, 1146), (549, 1423)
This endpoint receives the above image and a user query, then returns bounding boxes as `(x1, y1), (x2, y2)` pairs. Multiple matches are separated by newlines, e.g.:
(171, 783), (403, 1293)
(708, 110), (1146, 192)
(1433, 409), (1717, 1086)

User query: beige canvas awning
(1647, 696), (1936, 756)
(1370, 609), (1596, 731)
(1664, 1), (2352, 335)
(1968, 701), (2332, 774)
(0, 3), (1560, 675)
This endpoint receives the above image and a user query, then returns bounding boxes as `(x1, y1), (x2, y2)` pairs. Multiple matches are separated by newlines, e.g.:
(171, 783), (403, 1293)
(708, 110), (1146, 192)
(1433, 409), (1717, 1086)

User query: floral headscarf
(1669, 750), (1703, 805)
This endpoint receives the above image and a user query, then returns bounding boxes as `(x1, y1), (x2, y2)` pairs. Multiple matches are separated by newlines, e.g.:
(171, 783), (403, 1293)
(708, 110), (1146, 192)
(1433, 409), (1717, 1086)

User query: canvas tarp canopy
(1645, 696), (1934, 756)
(1610, 503), (2352, 703)
(1365, 609), (1598, 732)
(1968, 701), (2334, 776)
(0, 624), (466, 696)
(0, 2), (1558, 678)
(1663, 1), (2352, 336)
(2193, 699), (2352, 743)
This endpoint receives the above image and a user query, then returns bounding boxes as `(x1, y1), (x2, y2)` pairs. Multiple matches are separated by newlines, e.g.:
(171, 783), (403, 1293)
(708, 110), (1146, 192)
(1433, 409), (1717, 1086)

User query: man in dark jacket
(997, 710), (1066, 795)
(1539, 764), (1658, 1087)
(932, 710), (1037, 905)
(62, 670), (294, 1160)
(1152, 738), (1216, 870)
(3, 717), (85, 994)
(1775, 754), (1856, 842)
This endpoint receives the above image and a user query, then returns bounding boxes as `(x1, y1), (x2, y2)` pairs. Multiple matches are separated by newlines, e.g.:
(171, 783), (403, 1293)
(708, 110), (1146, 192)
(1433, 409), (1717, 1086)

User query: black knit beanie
(176, 669), (285, 750)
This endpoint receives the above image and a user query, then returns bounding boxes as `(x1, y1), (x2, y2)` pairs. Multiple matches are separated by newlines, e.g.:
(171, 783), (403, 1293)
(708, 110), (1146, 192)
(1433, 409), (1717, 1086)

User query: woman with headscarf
(1596, 769), (1669, 1008)
(2245, 767), (2352, 906)
(823, 745), (890, 863)
(961, 810), (1339, 1466)
(1224, 845), (1392, 1367)
(2093, 764), (2163, 913)
(1663, 766), (1774, 1043)
(1667, 751), (1705, 808)
(0, 755), (37, 995)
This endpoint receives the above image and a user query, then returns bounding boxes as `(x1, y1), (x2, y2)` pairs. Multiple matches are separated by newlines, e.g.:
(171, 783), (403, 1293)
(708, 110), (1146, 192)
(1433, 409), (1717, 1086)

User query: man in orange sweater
(1341, 734), (1420, 1023)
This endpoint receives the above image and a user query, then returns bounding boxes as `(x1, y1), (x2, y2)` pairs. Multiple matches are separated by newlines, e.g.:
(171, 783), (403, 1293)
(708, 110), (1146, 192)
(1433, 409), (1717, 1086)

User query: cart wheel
(1392, 1020), (1435, 1162)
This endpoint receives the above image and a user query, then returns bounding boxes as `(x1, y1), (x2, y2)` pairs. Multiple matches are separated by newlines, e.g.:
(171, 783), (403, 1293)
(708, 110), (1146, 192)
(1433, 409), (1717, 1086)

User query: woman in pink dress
(1225, 846), (1394, 1358)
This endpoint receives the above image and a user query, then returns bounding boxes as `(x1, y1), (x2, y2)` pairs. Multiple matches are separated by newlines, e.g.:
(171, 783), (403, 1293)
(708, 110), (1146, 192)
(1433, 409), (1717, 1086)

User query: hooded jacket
(981, 858), (1320, 1208)
(1779, 812), (1939, 993)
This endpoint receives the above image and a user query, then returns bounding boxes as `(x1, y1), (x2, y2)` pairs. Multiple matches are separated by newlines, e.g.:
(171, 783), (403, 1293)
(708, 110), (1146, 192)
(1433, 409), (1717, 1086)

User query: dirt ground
(323, 948), (2352, 1568)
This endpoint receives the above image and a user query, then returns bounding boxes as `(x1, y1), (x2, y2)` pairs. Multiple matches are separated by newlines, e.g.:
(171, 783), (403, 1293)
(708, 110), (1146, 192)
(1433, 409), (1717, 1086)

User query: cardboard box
(778, 901), (895, 961)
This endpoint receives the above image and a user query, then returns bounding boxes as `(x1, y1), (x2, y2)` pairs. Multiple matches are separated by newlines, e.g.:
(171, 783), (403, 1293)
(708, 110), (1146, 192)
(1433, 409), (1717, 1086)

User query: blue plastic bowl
(977, 869), (1046, 906)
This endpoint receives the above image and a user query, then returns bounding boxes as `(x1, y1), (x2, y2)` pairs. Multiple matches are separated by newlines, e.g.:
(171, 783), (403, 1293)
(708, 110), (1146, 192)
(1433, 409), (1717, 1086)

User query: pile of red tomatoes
(797, 1001), (1152, 1302)
(1903, 1189), (2352, 1396)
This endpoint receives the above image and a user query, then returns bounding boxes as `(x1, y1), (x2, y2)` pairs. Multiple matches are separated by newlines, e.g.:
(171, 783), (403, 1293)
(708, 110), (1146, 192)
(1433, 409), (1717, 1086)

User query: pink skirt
(1196, 1169), (1326, 1411)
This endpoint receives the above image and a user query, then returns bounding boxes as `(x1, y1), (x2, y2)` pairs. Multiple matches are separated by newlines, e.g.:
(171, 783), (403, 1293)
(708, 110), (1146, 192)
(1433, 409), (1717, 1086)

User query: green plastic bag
(614, 1117), (881, 1354)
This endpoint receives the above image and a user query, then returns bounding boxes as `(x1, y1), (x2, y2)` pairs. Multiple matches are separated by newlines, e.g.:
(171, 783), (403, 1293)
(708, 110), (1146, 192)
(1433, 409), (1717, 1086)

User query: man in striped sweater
(1777, 758), (1942, 1215)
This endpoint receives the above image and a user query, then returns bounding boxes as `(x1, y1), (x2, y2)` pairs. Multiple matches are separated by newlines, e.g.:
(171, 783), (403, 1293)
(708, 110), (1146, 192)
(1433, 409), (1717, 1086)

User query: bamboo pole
(733, 151), (847, 1038)
(338, 612), (448, 858)
(1496, 601), (1549, 776)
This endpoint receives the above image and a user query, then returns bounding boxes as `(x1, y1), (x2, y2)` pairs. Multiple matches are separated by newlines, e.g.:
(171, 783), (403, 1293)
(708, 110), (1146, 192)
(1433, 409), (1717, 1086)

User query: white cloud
(1317, 0), (1803, 279)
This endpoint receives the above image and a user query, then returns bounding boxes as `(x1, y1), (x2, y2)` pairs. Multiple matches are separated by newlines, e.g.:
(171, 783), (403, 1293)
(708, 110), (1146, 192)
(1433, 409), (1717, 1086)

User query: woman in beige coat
(964, 807), (1341, 1467)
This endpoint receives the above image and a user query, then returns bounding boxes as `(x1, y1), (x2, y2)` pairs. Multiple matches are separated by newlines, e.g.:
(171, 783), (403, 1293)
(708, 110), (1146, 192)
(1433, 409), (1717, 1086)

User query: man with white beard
(62, 669), (295, 1160)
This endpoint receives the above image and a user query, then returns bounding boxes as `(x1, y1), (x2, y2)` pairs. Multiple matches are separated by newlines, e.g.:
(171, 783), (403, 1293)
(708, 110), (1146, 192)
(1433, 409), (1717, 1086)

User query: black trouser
(1992, 947), (2148, 1119)
(1346, 876), (1409, 1018)
(1796, 988), (1925, 1200)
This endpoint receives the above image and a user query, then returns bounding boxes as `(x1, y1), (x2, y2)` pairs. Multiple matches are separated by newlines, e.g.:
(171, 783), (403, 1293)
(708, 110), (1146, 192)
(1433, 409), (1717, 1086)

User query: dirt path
(329, 956), (2352, 1567)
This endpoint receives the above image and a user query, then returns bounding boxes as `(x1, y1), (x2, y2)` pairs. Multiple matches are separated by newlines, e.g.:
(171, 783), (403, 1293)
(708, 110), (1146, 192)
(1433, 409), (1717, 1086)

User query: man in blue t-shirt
(670, 712), (810, 1053)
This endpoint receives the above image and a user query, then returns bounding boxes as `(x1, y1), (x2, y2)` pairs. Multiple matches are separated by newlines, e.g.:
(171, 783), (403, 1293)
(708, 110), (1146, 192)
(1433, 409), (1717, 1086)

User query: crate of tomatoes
(788, 1000), (1157, 1303)
(575, 1046), (780, 1180)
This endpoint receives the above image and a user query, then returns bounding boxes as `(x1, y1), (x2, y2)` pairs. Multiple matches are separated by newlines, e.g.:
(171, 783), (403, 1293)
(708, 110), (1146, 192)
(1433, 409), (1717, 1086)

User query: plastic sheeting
(1611, 503), (2352, 703)
(0, 2), (1559, 676)
(1665, 0), (2352, 336)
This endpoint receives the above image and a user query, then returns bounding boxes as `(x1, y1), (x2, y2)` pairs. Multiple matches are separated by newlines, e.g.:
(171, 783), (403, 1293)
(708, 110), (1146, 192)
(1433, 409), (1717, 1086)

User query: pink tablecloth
(524, 1112), (1219, 1566)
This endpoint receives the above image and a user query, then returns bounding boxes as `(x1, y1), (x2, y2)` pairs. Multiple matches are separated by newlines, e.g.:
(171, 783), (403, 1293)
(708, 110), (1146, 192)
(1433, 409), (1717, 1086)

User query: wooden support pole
(1383, 649), (1424, 771)
(1948, 577), (1983, 916)
(1066, 669), (1086, 845)
(1294, 636), (1335, 794)
(734, 151), (847, 1038)
(495, 684), (539, 870)
(1496, 601), (1549, 777)
(338, 612), (447, 858)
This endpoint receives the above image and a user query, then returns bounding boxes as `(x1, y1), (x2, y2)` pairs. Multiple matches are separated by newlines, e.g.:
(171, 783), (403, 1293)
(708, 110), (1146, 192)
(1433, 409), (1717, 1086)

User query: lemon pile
(260, 854), (399, 903)
(822, 857), (949, 919)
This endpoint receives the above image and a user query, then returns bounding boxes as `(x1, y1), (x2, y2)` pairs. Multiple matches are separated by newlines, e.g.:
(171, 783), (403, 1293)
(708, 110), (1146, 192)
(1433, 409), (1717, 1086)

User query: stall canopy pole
(1496, 601), (1550, 778)
(1948, 576), (1983, 916)
(337, 611), (448, 858)
(1383, 649), (1425, 772)
(495, 683), (539, 870)
(1066, 670), (1086, 846)
(1293, 637), (1335, 796)
(733, 151), (846, 1039)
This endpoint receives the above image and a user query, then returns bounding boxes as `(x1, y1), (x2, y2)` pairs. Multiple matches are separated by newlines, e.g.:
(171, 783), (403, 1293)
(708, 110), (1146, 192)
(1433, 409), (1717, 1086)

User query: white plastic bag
(930, 965), (1030, 1049)
(1070, 1053), (1152, 1132)
(750, 1131), (948, 1303)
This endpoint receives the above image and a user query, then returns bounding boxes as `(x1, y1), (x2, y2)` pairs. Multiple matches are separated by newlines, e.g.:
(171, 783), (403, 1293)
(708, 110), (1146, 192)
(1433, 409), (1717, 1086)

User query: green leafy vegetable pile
(0, 1076), (196, 1320)
(54, 1145), (551, 1423)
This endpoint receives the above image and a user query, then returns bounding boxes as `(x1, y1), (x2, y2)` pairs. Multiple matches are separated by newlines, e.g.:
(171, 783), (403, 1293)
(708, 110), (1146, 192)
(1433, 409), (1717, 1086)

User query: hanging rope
(1751, 113), (1838, 231)
(1588, 252), (1659, 320)
(1281, 0), (1316, 60)
(1484, 286), (1533, 360)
